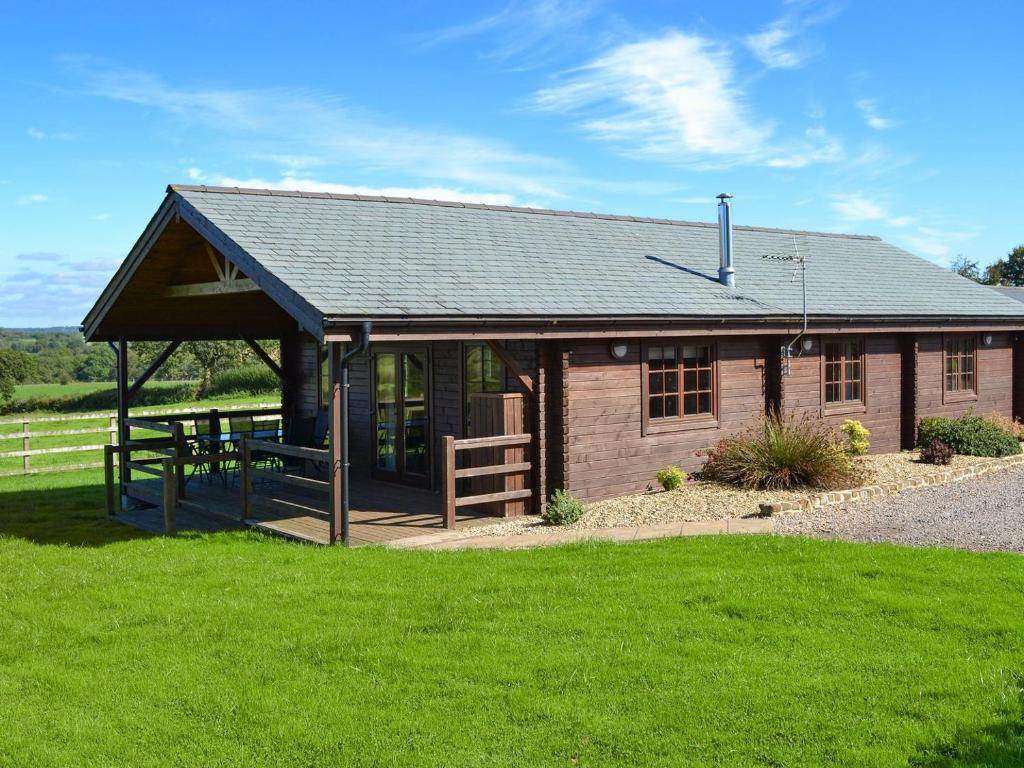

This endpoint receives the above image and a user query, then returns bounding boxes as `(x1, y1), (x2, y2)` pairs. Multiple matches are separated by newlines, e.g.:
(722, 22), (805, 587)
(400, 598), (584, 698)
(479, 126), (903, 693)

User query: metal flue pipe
(717, 193), (736, 288)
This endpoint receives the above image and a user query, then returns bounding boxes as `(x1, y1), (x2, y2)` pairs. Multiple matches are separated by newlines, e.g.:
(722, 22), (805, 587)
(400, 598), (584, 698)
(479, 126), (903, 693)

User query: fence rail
(0, 402), (279, 478)
(441, 433), (534, 529)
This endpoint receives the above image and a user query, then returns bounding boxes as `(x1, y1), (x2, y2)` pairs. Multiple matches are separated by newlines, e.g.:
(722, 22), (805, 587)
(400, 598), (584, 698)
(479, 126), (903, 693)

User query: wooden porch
(118, 474), (503, 546)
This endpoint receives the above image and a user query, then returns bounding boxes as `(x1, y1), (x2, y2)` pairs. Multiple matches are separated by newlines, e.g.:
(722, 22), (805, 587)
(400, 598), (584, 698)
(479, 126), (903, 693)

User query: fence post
(104, 445), (117, 517)
(109, 415), (118, 450)
(22, 418), (29, 474)
(442, 435), (456, 529)
(239, 435), (251, 521)
(174, 421), (187, 500)
(162, 457), (176, 536)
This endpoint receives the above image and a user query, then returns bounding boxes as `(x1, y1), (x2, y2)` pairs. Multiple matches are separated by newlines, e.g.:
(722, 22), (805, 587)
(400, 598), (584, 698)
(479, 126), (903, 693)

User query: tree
(0, 349), (34, 405)
(184, 341), (246, 393)
(983, 260), (1006, 286)
(1002, 246), (1024, 286)
(74, 344), (116, 382)
(950, 255), (981, 282)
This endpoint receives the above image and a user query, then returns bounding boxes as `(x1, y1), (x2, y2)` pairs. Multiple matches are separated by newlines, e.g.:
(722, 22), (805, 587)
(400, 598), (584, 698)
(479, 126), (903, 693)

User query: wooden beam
(116, 337), (130, 487)
(164, 278), (258, 298)
(485, 340), (534, 394)
(127, 340), (181, 398)
(205, 242), (226, 281)
(242, 337), (285, 383)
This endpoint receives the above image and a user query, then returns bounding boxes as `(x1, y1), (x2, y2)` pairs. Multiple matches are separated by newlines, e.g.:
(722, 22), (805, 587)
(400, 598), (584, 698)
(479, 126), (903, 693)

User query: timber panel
(915, 332), (1013, 420)
(782, 334), (902, 454)
(562, 337), (767, 502)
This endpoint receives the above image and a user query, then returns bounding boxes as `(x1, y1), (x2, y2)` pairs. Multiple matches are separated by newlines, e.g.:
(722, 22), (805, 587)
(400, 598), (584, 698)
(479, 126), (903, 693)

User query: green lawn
(1, 472), (1023, 766)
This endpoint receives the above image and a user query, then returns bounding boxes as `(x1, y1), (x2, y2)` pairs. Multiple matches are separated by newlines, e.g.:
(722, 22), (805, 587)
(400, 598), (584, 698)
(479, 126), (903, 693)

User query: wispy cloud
(17, 193), (48, 205)
(532, 32), (842, 168)
(26, 126), (76, 141)
(415, 0), (600, 67)
(89, 212), (112, 221)
(744, 2), (839, 69)
(830, 192), (914, 227)
(201, 172), (520, 206)
(855, 99), (898, 130)
(67, 57), (569, 201)
(0, 255), (121, 326)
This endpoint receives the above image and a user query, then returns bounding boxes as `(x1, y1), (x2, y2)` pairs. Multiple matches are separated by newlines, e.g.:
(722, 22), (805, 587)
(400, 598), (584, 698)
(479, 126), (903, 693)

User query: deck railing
(441, 433), (534, 529)
(238, 437), (330, 522)
(0, 402), (279, 478)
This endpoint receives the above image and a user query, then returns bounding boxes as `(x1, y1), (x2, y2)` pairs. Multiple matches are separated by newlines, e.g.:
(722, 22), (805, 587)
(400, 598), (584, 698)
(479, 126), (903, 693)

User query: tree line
(951, 245), (1024, 286)
(0, 329), (279, 405)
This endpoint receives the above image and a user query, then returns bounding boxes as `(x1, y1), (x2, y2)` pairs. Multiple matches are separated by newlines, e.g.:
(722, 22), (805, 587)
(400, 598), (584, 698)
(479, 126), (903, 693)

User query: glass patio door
(374, 349), (430, 486)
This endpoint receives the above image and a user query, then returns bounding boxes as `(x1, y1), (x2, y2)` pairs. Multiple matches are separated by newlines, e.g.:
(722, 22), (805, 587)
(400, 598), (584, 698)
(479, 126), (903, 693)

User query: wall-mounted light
(801, 336), (814, 353)
(982, 333), (994, 346)
(610, 341), (629, 360)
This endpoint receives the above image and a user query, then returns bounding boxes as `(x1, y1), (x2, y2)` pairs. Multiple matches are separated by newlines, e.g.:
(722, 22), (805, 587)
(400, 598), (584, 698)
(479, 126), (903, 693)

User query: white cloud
(185, 167), (203, 180)
(68, 57), (568, 201)
(25, 126), (76, 141)
(27, 127), (45, 140)
(89, 212), (112, 221)
(415, 0), (599, 66)
(17, 193), (48, 205)
(745, 25), (804, 69)
(0, 255), (122, 326)
(209, 174), (519, 206)
(831, 193), (885, 221)
(533, 32), (842, 168)
(856, 99), (898, 130)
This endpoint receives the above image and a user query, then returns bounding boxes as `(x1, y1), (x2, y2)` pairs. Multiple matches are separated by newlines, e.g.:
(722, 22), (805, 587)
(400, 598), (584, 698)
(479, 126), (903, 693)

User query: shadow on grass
(911, 674), (1024, 766)
(0, 480), (154, 547)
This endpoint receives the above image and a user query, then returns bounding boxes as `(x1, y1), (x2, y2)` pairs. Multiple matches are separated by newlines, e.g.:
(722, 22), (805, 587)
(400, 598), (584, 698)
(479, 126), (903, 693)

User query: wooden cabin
(83, 185), (1024, 544)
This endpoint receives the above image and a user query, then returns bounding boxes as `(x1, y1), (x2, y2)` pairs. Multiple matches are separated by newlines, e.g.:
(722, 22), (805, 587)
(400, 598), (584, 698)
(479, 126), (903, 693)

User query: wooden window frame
(942, 333), (979, 404)
(820, 336), (868, 416)
(641, 340), (719, 436)
(460, 342), (508, 437)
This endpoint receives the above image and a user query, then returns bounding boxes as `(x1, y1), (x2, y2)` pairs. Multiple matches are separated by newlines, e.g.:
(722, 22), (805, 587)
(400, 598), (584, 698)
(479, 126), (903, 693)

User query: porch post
(115, 336), (130, 492)
(328, 341), (344, 544)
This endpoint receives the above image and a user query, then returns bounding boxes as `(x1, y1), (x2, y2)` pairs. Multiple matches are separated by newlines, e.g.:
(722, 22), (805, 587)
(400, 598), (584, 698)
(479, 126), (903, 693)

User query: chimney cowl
(717, 193), (736, 288)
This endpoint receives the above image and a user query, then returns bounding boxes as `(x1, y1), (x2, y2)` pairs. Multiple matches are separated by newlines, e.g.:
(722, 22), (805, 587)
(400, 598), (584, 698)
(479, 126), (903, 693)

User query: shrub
(920, 438), (954, 465)
(542, 489), (586, 526)
(655, 466), (686, 491)
(983, 412), (1024, 441)
(206, 365), (279, 397)
(840, 419), (870, 456)
(916, 415), (1021, 458)
(700, 415), (865, 491)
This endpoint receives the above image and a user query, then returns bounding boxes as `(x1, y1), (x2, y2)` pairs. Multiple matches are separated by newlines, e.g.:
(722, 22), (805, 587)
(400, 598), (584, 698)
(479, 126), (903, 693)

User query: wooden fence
(0, 402), (279, 478)
(441, 433), (534, 528)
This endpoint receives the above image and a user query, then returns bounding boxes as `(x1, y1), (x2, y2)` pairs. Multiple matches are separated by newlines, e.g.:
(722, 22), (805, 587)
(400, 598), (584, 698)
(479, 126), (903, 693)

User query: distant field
(13, 380), (190, 400)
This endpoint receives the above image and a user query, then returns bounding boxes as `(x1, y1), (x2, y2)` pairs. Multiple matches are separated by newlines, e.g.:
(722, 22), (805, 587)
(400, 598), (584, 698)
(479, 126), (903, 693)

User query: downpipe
(339, 321), (371, 544)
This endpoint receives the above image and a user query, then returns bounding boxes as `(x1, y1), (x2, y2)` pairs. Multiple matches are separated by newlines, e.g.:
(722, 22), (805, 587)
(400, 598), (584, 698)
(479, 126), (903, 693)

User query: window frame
(942, 333), (979, 404)
(641, 339), (719, 435)
(460, 341), (507, 436)
(819, 336), (868, 416)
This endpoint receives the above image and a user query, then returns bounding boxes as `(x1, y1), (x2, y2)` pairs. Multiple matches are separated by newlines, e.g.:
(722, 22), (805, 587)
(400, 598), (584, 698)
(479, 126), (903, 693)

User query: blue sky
(1, 0), (1022, 327)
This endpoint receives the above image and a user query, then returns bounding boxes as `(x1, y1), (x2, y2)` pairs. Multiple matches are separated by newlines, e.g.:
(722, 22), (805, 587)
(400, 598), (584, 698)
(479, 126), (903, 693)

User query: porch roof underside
(83, 184), (1024, 342)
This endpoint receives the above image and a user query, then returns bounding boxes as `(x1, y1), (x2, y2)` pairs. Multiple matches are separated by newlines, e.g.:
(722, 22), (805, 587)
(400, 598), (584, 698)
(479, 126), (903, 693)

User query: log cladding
(782, 334), (902, 454)
(562, 337), (767, 502)
(915, 332), (1012, 419)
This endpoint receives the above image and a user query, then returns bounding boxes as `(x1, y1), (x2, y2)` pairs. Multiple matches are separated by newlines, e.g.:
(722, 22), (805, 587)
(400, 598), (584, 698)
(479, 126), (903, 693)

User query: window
(944, 335), (976, 395)
(463, 343), (505, 429)
(646, 343), (714, 422)
(823, 340), (863, 405)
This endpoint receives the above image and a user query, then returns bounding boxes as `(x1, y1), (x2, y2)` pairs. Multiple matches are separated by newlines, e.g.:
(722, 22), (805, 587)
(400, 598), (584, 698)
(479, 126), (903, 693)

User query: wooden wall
(781, 334), (903, 454)
(915, 332), (1013, 420)
(560, 337), (767, 502)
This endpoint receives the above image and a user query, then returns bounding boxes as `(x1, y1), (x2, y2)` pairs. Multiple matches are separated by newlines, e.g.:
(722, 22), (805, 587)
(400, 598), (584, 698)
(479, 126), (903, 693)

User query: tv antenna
(760, 236), (808, 376)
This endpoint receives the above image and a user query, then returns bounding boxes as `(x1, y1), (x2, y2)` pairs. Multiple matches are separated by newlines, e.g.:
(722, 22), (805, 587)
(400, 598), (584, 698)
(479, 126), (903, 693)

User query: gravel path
(774, 464), (1024, 553)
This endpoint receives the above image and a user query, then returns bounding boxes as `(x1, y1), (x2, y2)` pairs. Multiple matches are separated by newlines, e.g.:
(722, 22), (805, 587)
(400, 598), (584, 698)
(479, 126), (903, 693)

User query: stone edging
(758, 452), (1024, 516)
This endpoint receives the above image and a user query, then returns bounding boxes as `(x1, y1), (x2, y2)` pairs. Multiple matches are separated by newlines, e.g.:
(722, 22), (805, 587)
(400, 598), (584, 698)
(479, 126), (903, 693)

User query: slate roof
(171, 185), (1024, 321)
(991, 286), (1024, 304)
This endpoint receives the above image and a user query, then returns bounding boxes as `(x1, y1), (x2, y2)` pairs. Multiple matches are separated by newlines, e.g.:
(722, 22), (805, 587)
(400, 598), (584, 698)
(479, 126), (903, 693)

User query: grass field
(1, 472), (1023, 766)
(12, 380), (190, 400)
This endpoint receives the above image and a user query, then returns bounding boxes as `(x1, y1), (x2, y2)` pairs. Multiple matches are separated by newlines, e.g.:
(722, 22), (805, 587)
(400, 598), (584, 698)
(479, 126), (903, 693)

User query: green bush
(920, 438), (954, 466)
(206, 365), (279, 398)
(840, 419), (870, 456)
(656, 466), (686, 491)
(700, 415), (866, 491)
(916, 415), (1021, 458)
(542, 489), (586, 526)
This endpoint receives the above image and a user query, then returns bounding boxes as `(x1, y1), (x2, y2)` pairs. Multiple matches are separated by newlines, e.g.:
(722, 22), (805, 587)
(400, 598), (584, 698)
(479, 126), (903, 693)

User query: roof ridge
(167, 184), (883, 242)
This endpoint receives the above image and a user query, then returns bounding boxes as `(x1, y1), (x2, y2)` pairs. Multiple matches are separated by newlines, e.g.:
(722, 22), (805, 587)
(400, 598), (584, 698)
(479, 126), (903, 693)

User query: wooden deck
(118, 474), (503, 545)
